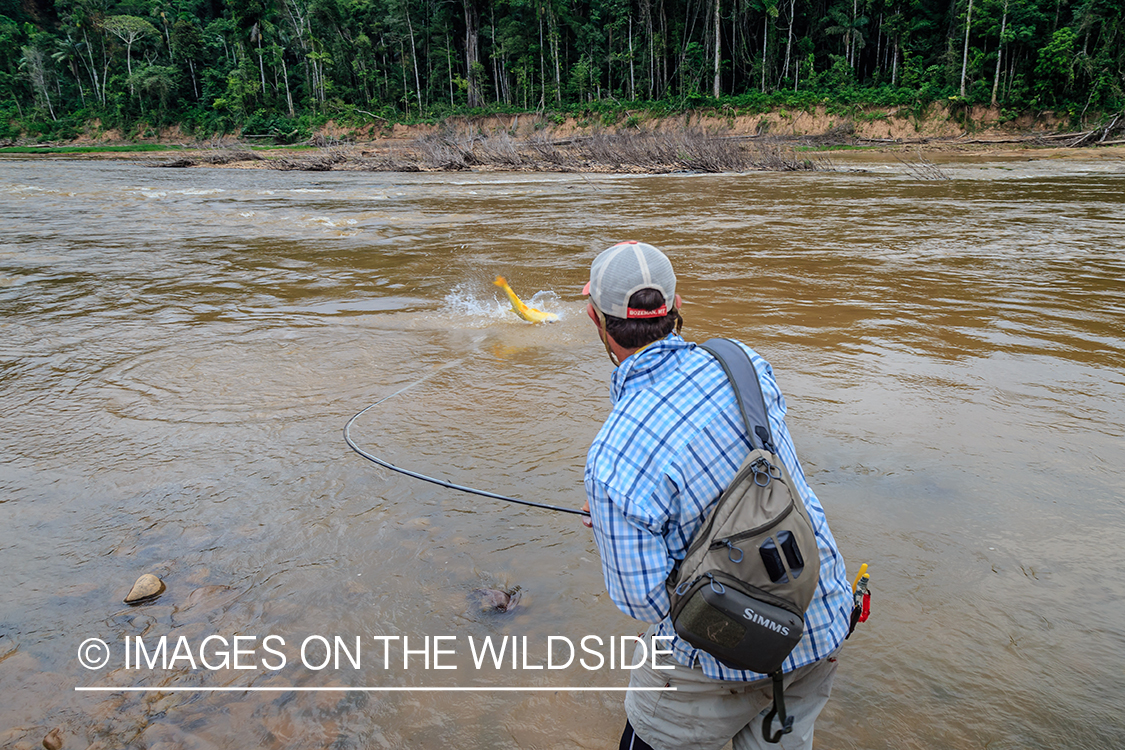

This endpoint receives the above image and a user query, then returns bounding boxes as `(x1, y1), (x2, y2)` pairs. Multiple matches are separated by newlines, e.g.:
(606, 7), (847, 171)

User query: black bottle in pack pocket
(759, 531), (806, 583)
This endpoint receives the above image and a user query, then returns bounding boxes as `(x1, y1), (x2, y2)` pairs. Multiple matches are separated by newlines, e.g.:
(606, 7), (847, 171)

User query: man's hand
(581, 500), (593, 529)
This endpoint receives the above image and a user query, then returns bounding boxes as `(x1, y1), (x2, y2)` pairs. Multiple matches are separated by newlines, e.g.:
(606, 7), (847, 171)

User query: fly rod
(344, 361), (589, 517)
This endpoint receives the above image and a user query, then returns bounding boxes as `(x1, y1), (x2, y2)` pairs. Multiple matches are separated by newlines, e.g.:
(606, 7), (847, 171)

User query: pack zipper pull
(751, 457), (773, 487)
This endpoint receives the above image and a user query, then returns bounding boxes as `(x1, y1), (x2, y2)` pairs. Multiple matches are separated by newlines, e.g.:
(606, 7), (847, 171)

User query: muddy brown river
(1, 156), (1124, 749)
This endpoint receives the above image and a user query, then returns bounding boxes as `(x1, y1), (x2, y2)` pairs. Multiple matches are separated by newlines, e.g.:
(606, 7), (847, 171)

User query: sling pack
(666, 338), (821, 743)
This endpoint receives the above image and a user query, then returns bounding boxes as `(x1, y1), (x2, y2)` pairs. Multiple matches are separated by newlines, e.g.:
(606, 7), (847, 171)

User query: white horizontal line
(75, 686), (675, 693)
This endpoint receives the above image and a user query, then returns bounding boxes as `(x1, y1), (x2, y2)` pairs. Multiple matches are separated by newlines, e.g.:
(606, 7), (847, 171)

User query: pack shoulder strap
(698, 338), (796, 744)
(698, 338), (776, 454)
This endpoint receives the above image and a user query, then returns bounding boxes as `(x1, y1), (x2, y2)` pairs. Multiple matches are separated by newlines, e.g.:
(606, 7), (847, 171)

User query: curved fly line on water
(344, 360), (589, 517)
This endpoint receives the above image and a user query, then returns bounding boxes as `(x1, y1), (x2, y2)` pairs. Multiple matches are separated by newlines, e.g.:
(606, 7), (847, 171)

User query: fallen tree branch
(355, 109), (389, 123)
(1067, 113), (1123, 147)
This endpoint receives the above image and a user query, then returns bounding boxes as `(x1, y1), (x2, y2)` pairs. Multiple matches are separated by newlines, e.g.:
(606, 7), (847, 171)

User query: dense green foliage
(1, 0), (1121, 140)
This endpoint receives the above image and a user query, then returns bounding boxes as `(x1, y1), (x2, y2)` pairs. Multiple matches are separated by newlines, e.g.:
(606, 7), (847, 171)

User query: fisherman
(580, 241), (852, 750)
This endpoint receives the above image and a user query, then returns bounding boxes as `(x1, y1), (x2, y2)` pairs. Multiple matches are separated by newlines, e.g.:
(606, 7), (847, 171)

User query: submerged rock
(124, 574), (165, 604)
(472, 586), (522, 613)
(43, 727), (63, 750)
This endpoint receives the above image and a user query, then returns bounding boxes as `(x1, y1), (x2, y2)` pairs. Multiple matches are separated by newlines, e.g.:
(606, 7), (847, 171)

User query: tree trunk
(606, 28), (612, 99)
(406, 9), (422, 109)
(282, 56), (293, 115)
(760, 12), (767, 93)
(960, 0), (973, 96)
(551, 8), (561, 102)
(991, 0), (1007, 106)
(400, 41), (409, 114)
(80, 26), (102, 105)
(850, 0), (857, 66)
(162, 13), (172, 60)
(491, 7), (504, 104)
(102, 46), (111, 104)
(782, 0), (794, 82)
(448, 35), (455, 107)
(875, 13), (882, 76)
(24, 47), (57, 120)
(649, 7), (656, 98)
(257, 30), (267, 96)
(629, 16), (635, 100)
(660, 3), (668, 97)
(892, 38), (898, 86)
(462, 0), (482, 107)
(713, 0), (721, 97)
(538, 7), (545, 106)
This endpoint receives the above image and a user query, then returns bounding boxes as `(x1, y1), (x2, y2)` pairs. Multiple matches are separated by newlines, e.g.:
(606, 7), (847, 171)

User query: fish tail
(495, 277), (525, 310)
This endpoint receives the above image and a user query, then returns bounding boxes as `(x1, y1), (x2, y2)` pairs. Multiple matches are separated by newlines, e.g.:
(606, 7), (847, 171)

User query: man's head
(583, 241), (683, 361)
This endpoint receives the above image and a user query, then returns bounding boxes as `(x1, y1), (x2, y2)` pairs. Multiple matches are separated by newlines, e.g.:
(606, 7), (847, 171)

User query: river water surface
(1, 156), (1124, 749)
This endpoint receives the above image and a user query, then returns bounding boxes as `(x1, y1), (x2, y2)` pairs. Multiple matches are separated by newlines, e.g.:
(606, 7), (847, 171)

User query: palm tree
(824, 0), (868, 68)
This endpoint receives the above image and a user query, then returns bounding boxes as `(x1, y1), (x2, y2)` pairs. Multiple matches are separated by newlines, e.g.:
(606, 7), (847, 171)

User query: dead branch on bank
(400, 129), (822, 173)
(155, 129), (826, 174)
(271, 148), (348, 171)
(1066, 112), (1125, 147)
(203, 150), (264, 164)
(155, 149), (264, 168)
(895, 152), (950, 180)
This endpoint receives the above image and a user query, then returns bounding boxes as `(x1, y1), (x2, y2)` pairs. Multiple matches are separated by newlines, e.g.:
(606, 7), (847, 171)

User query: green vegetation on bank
(0, 143), (180, 152)
(1, 0), (1122, 143)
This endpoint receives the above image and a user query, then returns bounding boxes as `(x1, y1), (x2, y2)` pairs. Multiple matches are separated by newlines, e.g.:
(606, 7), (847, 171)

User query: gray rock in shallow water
(472, 586), (522, 613)
(124, 573), (166, 604)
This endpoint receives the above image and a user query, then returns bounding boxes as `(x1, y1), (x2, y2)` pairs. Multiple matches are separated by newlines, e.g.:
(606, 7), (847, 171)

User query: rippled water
(1, 156), (1124, 749)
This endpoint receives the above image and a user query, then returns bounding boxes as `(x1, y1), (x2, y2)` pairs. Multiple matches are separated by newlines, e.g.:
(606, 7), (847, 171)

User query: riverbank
(5, 105), (1123, 173)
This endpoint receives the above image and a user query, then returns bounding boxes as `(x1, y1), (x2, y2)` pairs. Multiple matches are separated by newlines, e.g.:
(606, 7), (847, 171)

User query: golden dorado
(494, 276), (559, 323)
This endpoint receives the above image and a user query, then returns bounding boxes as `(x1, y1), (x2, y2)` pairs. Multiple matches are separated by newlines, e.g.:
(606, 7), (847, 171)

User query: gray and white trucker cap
(582, 241), (677, 319)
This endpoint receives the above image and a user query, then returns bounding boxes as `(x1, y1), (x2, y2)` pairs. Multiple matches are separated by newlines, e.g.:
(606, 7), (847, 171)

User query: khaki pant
(623, 625), (839, 750)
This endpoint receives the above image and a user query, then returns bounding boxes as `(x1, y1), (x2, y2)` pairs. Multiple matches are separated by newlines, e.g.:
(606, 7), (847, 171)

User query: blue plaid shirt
(585, 333), (851, 681)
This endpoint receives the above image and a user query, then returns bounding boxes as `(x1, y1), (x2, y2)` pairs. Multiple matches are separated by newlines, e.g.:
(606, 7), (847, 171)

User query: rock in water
(43, 727), (63, 750)
(124, 574), (165, 604)
(472, 586), (522, 613)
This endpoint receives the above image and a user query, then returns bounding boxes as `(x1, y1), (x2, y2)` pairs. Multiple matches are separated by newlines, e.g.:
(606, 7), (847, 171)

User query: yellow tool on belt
(847, 563), (871, 638)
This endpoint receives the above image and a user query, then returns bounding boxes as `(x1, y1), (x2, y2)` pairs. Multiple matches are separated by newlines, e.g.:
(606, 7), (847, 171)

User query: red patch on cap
(626, 305), (667, 318)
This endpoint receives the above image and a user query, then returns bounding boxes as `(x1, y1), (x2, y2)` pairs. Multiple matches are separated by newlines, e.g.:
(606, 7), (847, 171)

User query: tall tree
(960, 0), (974, 95)
(462, 0), (483, 106)
(19, 45), (56, 119)
(712, 0), (720, 97)
(991, 0), (1009, 105)
(101, 15), (159, 94)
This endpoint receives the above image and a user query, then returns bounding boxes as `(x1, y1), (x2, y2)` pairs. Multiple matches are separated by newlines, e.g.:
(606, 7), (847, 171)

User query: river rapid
(1, 156), (1123, 749)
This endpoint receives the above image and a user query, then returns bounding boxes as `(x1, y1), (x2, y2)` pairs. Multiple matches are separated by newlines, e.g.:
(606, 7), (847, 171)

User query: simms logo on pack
(742, 608), (790, 636)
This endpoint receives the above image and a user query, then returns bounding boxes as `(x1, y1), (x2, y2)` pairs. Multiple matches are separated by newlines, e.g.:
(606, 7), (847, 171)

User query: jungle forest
(1, 0), (1123, 141)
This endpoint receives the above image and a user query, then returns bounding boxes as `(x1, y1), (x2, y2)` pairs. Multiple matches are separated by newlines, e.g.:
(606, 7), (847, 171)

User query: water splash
(441, 284), (509, 320)
(440, 283), (564, 324)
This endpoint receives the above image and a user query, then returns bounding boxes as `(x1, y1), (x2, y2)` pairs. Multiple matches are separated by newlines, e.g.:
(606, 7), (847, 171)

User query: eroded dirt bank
(10, 104), (1125, 173)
